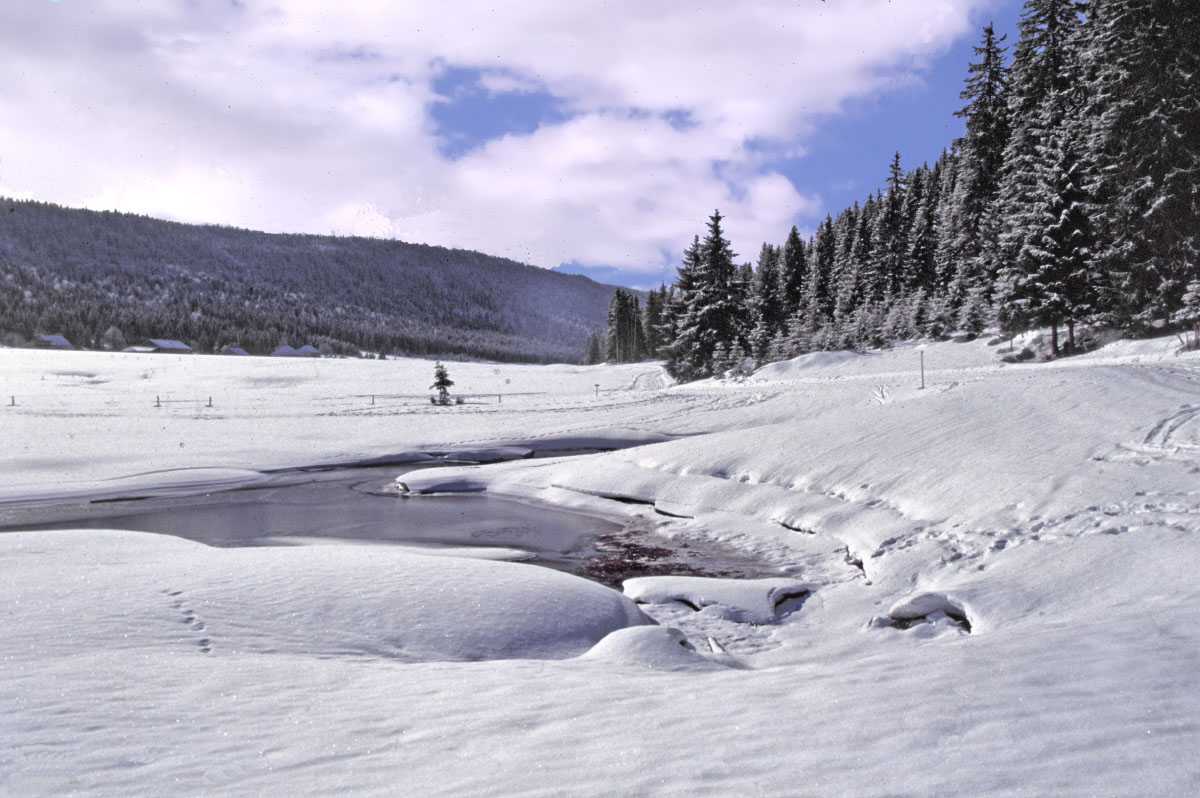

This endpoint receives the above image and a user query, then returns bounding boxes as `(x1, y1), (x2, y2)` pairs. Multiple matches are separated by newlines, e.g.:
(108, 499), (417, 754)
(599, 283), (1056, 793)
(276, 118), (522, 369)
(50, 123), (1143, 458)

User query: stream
(0, 465), (783, 588)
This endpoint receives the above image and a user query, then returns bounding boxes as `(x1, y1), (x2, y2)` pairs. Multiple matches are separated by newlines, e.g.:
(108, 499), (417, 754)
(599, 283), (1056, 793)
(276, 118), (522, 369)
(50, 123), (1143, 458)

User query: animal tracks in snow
(162, 588), (211, 653)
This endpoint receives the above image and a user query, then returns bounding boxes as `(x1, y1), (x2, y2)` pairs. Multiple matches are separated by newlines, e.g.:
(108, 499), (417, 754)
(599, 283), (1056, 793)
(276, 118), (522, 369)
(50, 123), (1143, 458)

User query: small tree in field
(430, 361), (454, 405)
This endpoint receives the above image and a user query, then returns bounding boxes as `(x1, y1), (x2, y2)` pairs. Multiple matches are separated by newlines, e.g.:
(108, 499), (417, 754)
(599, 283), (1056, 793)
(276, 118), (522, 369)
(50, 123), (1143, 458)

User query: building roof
(295, 345), (320, 356)
(147, 339), (192, 351)
(272, 345), (298, 356)
(222, 346), (249, 356)
(37, 334), (73, 348)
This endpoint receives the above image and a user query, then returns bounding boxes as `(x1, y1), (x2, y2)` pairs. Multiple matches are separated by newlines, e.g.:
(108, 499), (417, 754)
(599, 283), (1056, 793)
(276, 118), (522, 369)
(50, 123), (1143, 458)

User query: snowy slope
(2, 338), (1200, 796)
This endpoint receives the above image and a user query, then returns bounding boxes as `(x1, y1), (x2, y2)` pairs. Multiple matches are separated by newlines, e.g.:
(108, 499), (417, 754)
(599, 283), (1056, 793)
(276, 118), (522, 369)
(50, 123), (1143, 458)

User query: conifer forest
(604, 1), (1199, 382)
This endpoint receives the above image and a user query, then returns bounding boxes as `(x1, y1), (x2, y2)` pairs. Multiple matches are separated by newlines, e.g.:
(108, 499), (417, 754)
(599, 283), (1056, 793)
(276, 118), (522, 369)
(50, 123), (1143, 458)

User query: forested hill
(0, 199), (617, 362)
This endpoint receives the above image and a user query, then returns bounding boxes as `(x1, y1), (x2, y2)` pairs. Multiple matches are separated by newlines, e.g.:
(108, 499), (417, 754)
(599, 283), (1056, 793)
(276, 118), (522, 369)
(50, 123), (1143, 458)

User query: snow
(0, 529), (654, 663)
(623, 575), (811, 624)
(3, 338), (1200, 795)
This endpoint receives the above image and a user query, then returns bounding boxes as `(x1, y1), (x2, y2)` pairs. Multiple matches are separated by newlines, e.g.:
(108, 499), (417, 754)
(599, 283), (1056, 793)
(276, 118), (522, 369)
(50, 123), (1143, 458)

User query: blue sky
(0, 0), (1023, 291)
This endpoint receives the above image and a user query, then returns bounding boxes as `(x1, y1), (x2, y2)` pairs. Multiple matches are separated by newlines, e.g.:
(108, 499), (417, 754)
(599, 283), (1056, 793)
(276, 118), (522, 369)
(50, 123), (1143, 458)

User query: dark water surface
(0, 466), (782, 587)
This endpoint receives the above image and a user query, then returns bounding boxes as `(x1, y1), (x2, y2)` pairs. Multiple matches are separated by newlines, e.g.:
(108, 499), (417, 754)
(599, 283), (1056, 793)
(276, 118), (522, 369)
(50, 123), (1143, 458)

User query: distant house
(294, 345), (321, 357)
(272, 345), (298, 357)
(221, 345), (249, 356)
(142, 339), (193, 354)
(34, 334), (74, 350)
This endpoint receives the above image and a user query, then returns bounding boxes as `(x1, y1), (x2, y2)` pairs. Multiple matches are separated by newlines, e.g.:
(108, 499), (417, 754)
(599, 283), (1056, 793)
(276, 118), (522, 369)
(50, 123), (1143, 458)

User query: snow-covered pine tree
(871, 152), (910, 301)
(904, 164), (938, 296)
(751, 244), (786, 344)
(1034, 133), (1096, 352)
(1078, 0), (1200, 328)
(803, 216), (836, 325)
(779, 225), (809, 319)
(831, 202), (861, 325)
(992, 0), (1084, 314)
(605, 289), (643, 363)
(640, 286), (665, 358)
(668, 213), (742, 381)
(945, 23), (1011, 313)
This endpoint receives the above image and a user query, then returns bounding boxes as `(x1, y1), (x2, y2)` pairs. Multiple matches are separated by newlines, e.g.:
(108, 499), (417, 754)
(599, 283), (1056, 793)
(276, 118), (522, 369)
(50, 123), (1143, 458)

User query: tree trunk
(1067, 320), (1075, 353)
(1050, 324), (1059, 357)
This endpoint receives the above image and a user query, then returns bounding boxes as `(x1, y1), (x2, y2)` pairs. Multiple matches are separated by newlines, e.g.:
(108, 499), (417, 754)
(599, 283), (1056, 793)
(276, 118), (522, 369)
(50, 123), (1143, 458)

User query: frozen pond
(0, 466), (781, 588)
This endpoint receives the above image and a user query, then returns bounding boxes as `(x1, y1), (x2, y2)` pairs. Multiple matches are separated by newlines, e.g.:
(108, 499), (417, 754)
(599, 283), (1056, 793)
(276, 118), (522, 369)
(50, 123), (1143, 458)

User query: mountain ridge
(0, 198), (619, 363)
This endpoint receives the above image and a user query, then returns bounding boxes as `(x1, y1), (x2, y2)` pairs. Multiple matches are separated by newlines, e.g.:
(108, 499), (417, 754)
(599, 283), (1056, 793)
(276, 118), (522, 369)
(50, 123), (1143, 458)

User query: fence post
(207, 396), (213, 408)
(9, 396), (14, 407)
(371, 394), (375, 405)
(155, 395), (161, 408)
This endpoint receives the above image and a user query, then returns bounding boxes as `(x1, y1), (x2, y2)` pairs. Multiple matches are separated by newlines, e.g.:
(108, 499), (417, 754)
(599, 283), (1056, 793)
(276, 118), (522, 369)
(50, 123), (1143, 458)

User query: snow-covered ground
(2, 337), (1199, 796)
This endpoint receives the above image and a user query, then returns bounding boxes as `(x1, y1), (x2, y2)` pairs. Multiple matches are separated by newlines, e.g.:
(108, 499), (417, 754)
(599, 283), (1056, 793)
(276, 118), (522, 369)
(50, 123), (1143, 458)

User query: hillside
(0, 199), (619, 362)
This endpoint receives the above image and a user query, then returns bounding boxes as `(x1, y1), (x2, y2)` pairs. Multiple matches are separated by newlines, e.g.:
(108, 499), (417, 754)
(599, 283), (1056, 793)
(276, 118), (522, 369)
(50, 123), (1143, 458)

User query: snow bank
(580, 626), (726, 670)
(0, 529), (654, 662)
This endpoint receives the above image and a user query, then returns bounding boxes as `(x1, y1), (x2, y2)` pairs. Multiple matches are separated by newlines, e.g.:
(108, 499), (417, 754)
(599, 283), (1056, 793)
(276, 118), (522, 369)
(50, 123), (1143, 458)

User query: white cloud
(0, 0), (990, 273)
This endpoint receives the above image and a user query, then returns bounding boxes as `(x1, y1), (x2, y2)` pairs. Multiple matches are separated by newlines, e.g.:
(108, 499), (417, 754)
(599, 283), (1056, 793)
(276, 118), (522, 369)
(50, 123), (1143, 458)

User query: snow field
(3, 336), (1200, 795)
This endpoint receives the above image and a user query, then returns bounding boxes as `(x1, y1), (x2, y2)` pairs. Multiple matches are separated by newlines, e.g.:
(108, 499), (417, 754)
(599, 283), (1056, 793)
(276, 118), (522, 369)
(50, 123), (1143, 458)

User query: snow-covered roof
(222, 346), (249, 356)
(36, 334), (73, 348)
(295, 345), (320, 356)
(272, 345), (298, 356)
(146, 338), (192, 351)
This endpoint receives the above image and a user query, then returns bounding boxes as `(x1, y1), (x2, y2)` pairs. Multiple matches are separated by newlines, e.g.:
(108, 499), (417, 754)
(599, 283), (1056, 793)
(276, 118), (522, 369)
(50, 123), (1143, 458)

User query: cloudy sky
(0, 0), (1020, 288)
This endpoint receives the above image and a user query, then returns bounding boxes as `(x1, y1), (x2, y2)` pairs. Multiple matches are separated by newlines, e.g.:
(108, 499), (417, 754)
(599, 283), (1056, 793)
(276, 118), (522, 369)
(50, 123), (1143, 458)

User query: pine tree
(640, 286), (665, 358)
(751, 244), (785, 337)
(945, 23), (1011, 310)
(1080, 0), (1200, 327)
(583, 331), (603, 365)
(430, 361), (454, 405)
(668, 213), (742, 381)
(779, 225), (808, 317)
(605, 289), (643, 363)
(871, 152), (910, 300)
(992, 0), (1085, 314)
(803, 216), (836, 324)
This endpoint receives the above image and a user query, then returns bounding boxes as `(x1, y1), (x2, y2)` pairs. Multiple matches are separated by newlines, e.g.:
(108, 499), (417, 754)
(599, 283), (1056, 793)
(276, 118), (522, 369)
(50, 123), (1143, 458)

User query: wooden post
(155, 395), (161, 408)
(9, 396), (14, 407)
(498, 394), (502, 403)
(207, 396), (213, 408)
(371, 394), (375, 405)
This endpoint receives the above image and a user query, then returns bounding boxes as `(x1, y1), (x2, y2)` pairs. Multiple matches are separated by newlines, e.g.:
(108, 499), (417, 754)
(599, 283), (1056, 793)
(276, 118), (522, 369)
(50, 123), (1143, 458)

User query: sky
(0, 0), (1022, 289)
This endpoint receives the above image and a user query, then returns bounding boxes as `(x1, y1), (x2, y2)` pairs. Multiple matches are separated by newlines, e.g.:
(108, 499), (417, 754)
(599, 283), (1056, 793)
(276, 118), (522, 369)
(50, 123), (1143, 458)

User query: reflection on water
(0, 466), (782, 586)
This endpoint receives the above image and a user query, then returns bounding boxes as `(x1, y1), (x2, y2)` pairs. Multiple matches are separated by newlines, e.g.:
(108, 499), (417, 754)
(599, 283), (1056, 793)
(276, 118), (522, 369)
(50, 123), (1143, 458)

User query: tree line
(0, 199), (623, 363)
(602, 0), (1199, 379)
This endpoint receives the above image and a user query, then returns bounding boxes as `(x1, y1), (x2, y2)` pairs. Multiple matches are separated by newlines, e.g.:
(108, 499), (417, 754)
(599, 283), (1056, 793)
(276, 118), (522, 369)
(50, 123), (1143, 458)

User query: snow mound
(623, 576), (811, 624)
(752, 350), (862, 379)
(580, 626), (726, 670)
(0, 529), (654, 662)
(870, 591), (972, 635)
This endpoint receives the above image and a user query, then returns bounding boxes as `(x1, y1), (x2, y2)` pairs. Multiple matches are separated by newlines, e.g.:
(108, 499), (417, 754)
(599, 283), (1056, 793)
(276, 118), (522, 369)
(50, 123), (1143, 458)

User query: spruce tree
(1080, 0), (1200, 327)
(779, 225), (809, 318)
(430, 362), (454, 405)
(668, 213), (742, 381)
(945, 23), (1011, 310)
(992, 0), (1085, 314)
(871, 153), (910, 300)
